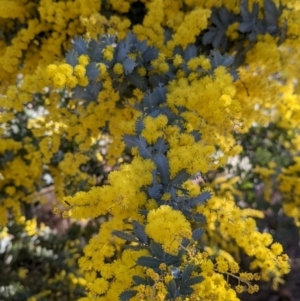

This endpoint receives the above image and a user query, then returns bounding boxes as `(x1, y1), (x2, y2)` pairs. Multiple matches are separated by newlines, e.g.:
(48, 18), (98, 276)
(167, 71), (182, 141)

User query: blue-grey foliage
(184, 45), (197, 61)
(153, 154), (170, 185)
(181, 264), (194, 281)
(149, 240), (165, 260)
(67, 31), (229, 301)
(167, 279), (179, 299)
(190, 191), (212, 207)
(132, 220), (148, 244)
(119, 290), (137, 301)
(73, 36), (88, 55)
(153, 137), (169, 154)
(85, 63), (99, 80)
(87, 39), (102, 61)
(127, 70), (148, 91)
(72, 82), (101, 103)
(148, 183), (163, 199)
(192, 228), (205, 241)
(123, 58), (137, 75)
(65, 49), (79, 66)
(202, 6), (236, 52)
(112, 230), (139, 243)
(136, 256), (163, 268)
(132, 276), (146, 285)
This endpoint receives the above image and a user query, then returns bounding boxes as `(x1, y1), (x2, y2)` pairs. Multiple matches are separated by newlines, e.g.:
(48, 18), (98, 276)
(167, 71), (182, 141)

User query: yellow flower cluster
(197, 197), (290, 283)
(65, 156), (155, 219)
(58, 152), (89, 176)
(146, 205), (192, 255)
(142, 115), (169, 144)
(47, 57), (90, 89)
(166, 67), (242, 170)
(133, 0), (165, 51)
(151, 53), (170, 74)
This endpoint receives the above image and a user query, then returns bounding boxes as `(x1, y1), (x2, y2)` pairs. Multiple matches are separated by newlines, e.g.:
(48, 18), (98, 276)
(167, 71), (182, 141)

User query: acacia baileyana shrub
(1, 0), (300, 300)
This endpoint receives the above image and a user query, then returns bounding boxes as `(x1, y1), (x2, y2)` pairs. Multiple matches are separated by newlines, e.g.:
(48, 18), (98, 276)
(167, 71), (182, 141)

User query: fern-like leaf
(132, 276), (147, 285)
(148, 184), (162, 199)
(123, 58), (137, 75)
(73, 36), (88, 55)
(112, 230), (139, 242)
(123, 134), (138, 148)
(136, 256), (162, 268)
(153, 137), (169, 154)
(142, 46), (158, 62)
(153, 83), (167, 105)
(116, 41), (131, 62)
(86, 63), (100, 80)
(167, 279), (178, 299)
(184, 45), (197, 61)
(132, 220), (148, 244)
(149, 240), (165, 260)
(181, 264), (194, 282)
(179, 287), (193, 295)
(65, 49), (78, 66)
(136, 137), (153, 159)
(171, 170), (190, 185)
(87, 39), (102, 61)
(192, 228), (204, 241)
(127, 70), (148, 91)
(119, 290), (137, 301)
(153, 154), (170, 185)
(190, 191), (212, 207)
(183, 276), (204, 286)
